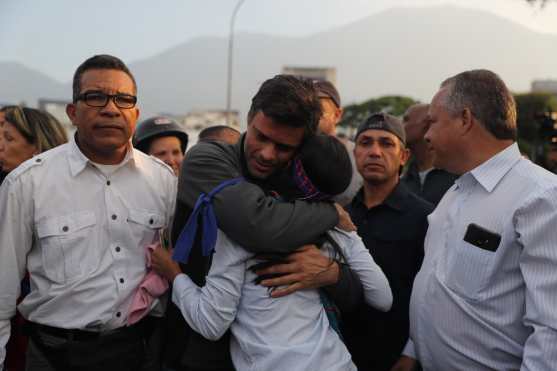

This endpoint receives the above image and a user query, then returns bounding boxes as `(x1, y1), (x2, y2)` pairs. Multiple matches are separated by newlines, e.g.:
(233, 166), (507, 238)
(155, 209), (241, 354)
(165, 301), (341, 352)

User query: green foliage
(514, 92), (557, 160)
(339, 95), (418, 128)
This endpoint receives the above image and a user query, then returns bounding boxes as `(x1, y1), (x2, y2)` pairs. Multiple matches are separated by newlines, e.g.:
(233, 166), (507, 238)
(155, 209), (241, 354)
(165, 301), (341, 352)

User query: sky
(2, 0), (557, 83)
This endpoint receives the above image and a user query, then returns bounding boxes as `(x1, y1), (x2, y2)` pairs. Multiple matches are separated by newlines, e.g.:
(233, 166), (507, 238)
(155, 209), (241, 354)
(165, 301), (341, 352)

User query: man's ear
(66, 103), (77, 127)
(400, 146), (411, 167)
(336, 107), (344, 123)
(460, 107), (474, 135)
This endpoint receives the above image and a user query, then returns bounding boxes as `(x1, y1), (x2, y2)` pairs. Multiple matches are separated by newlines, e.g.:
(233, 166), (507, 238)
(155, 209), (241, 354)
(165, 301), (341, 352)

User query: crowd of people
(0, 54), (556, 371)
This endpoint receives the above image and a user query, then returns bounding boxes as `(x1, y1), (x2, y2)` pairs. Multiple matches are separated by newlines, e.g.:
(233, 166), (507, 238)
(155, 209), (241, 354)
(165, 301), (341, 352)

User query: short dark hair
(441, 69), (517, 140)
(198, 125), (240, 142)
(247, 75), (321, 138)
(72, 54), (137, 103)
(298, 134), (352, 197)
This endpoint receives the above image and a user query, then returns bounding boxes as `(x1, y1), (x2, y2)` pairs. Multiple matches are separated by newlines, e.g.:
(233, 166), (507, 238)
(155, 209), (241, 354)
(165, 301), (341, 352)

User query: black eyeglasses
(77, 91), (137, 109)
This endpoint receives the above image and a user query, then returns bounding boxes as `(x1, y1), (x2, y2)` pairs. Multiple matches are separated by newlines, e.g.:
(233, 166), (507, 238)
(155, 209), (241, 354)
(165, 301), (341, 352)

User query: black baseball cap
(355, 112), (406, 145)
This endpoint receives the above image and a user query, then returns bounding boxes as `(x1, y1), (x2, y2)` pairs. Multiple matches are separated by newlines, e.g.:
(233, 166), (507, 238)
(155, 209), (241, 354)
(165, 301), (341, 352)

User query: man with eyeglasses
(0, 54), (176, 371)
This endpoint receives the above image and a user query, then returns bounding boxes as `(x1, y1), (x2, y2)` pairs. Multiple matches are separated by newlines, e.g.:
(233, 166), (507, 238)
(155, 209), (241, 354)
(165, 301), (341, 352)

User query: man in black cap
(313, 80), (362, 206)
(133, 116), (188, 176)
(343, 112), (433, 371)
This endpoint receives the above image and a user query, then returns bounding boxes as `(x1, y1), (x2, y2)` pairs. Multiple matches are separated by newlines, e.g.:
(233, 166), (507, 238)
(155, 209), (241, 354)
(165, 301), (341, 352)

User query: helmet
(133, 116), (189, 154)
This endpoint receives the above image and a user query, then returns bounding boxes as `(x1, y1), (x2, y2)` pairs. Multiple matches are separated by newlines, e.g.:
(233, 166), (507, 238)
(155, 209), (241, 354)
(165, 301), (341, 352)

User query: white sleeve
(337, 231), (393, 312)
(0, 177), (33, 368)
(402, 338), (416, 358)
(171, 231), (249, 341)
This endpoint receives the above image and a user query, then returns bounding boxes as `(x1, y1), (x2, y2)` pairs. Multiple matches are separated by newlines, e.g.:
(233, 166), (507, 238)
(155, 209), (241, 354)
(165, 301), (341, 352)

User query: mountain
(2, 5), (557, 122)
(0, 62), (68, 106)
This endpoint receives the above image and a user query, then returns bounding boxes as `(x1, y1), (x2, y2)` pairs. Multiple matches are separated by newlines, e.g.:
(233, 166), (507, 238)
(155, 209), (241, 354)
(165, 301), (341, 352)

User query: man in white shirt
(396, 69), (557, 370)
(0, 54), (176, 371)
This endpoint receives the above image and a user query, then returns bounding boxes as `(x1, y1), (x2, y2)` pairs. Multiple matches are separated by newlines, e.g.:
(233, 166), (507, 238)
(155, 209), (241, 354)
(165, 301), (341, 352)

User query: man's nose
(99, 98), (121, 116)
(259, 143), (277, 162)
(368, 142), (382, 157)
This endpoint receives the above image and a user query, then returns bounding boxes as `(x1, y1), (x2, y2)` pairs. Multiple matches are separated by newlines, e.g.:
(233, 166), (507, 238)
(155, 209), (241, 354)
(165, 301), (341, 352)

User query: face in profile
(354, 129), (409, 185)
(244, 111), (304, 179)
(424, 88), (461, 173)
(0, 115), (38, 173)
(318, 98), (342, 136)
(403, 105), (429, 146)
(148, 135), (184, 176)
(66, 69), (139, 163)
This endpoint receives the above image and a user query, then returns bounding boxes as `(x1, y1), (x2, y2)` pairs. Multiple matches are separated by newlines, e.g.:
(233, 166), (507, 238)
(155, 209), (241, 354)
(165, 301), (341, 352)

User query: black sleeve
(172, 142), (339, 253)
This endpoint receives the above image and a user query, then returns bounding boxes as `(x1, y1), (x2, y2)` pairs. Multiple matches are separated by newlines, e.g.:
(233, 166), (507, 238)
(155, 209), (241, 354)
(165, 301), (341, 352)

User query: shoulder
(398, 183), (434, 215)
(511, 159), (557, 206)
(5, 143), (68, 182)
(133, 149), (175, 178)
(186, 141), (239, 164)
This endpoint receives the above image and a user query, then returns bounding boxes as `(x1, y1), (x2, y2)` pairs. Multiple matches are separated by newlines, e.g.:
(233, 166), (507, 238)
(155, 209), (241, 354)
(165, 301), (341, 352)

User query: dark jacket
(402, 158), (457, 206)
(165, 135), (363, 370)
(343, 183), (433, 371)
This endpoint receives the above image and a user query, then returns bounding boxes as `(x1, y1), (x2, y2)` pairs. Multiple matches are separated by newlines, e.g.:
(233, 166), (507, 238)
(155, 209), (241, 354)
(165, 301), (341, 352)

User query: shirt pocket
(36, 211), (97, 284)
(443, 240), (494, 300)
(126, 209), (165, 249)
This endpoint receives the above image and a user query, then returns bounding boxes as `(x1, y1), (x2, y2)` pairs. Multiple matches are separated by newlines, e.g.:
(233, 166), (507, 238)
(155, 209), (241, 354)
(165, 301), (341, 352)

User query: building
(531, 80), (557, 95)
(171, 109), (240, 146)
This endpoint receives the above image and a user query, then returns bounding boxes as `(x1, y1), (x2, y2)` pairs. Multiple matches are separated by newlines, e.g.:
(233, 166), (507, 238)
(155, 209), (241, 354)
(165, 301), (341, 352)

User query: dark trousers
(25, 323), (147, 371)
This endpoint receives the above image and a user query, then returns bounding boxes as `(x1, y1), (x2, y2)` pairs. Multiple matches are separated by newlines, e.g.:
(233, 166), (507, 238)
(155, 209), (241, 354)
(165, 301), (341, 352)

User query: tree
(514, 92), (557, 163)
(339, 95), (418, 129)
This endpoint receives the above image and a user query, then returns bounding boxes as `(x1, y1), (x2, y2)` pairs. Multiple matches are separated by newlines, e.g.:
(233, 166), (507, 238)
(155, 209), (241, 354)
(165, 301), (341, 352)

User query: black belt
(28, 320), (147, 342)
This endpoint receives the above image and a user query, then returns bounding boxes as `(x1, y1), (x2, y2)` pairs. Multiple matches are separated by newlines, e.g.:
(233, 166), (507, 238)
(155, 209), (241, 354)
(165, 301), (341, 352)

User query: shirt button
(115, 246), (121, 252)
(149, 218), (154, 225)
(116, 312), (121, 318)
(35, 158), (41, 163)
(111, 214), (117, 220)
(62, 226), (69, 232)
(106, 180), (111, 186)
(119, 278), (125, 284)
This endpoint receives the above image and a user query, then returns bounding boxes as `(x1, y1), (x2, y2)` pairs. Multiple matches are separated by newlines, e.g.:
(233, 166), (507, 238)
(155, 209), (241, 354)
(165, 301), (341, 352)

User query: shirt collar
(459, 143), (521, 193)
(352, 181), (409, 212)
(68, 134), (136, 177)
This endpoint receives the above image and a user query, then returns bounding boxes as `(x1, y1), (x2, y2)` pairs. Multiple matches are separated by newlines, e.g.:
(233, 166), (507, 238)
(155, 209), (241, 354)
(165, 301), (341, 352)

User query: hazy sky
(1, 0), (557, 82)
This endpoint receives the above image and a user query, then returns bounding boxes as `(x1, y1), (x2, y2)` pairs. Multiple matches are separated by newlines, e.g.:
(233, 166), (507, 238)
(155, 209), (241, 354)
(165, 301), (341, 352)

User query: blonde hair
(2, 106), (68, 153)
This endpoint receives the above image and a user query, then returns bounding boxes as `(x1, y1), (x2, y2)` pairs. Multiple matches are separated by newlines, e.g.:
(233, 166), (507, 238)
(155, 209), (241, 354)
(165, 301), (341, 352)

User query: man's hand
(334, 203), (356, 232)
(390, 356), (418, 371)
(255, 245), (339, 298)
(151, 248), (182, 283)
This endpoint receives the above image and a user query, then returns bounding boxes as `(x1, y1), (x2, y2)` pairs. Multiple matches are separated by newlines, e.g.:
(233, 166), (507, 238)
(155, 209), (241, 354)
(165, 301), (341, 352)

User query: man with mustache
(0, 55), (176, 371)
(343, 113), (433, 371)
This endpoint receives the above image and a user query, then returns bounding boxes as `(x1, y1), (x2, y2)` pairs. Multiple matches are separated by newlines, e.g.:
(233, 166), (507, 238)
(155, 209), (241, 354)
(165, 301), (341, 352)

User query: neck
(457, 139), (514, 175)
(362, 175), (399, 209)
(408, 141), (434, 171)
(76, 136), (128, 165)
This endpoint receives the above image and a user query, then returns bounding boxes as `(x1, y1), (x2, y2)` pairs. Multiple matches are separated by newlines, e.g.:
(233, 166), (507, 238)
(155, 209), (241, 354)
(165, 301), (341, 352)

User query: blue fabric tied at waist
(173, 177), (244, 263)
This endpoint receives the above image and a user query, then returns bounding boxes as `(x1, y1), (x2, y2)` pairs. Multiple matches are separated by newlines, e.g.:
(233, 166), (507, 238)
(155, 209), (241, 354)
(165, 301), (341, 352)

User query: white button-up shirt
(407, 143), (557, 370)
(0, 137), (176, 366)
(172, 228), (392, 371)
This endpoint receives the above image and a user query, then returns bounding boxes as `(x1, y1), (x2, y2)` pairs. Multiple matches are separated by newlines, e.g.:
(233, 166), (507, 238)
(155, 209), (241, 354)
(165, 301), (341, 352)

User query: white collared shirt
(406, 143), (557, 370)
(172, 228), (392, 371)
(0, 136), (176, 366)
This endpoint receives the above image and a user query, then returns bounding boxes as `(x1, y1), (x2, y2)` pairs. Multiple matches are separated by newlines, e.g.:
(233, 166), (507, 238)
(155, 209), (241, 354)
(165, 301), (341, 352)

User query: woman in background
(0, 106), (68, 180)
(0, 105), (68, 371)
